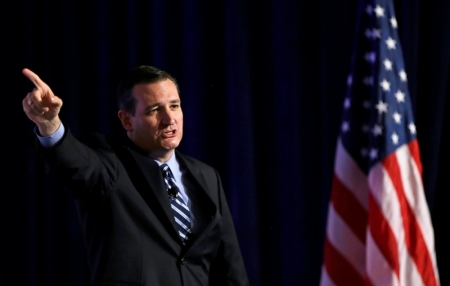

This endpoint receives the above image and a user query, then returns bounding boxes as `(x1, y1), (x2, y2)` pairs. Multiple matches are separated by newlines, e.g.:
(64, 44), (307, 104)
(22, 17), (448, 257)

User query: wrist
(37, 117), (61, 137)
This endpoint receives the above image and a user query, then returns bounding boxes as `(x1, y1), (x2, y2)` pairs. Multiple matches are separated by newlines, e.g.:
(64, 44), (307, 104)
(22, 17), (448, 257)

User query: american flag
(320, 0), (440, 285)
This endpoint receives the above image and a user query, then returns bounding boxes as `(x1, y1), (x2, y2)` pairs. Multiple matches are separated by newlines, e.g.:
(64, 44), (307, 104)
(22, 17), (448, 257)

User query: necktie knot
(160, 164), (178, 197)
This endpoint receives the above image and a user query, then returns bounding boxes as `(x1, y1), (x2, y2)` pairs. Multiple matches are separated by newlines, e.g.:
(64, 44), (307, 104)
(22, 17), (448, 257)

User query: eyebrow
(143, 99), (181, 111)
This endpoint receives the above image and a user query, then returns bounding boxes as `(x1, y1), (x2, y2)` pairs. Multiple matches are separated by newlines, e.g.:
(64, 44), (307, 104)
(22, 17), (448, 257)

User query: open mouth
(162, 130), (176, 137)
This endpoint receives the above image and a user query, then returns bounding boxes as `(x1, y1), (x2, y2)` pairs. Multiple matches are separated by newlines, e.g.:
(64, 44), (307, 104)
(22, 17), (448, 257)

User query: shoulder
(175, 151), (222, 182)
(80, 132), (129, 153)
(175, 150), (215, 172)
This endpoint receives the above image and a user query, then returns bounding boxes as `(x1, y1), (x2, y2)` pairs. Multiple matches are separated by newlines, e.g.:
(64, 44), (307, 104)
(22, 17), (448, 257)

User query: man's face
(121, 79), (183, 159)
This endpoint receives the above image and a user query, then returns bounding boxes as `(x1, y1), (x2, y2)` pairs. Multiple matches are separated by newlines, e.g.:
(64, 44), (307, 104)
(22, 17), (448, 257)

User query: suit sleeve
(32, 129), (118, 201)
(209, 168), (250, 286)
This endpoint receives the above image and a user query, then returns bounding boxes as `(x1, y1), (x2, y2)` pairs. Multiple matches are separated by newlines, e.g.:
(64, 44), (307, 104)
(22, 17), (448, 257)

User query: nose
(160, 108), (175, 125)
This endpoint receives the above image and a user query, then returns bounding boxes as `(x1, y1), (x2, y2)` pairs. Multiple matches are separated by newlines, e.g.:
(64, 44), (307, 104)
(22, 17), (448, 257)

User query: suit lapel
(175, 152), (220, 249)
(176, 151), (211, 198)
(118, 146), (182, 242)
(114, 140), (220, 248)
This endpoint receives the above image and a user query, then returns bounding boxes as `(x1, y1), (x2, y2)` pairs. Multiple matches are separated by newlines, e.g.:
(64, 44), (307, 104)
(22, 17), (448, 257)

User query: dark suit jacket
(33, 129), (249, 286)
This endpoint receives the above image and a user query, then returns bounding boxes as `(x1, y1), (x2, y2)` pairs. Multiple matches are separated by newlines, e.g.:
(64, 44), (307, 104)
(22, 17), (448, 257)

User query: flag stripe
(323, 237), (365, 286)
(399, 143), (440, 283)
(368, 159), (405, 284)
(368, 191), (400, 278)
(398, 143), (436, 249)
(331, 174), (367, 243)
(334, 139), (369, 210)
(319, 266), (337, 286)
(366, 231), (400, 286)
(397, 143), (437, 250)
(407, 139), (422, 176)
(383, 148), (439, 286)
(326, 203), (366, 277)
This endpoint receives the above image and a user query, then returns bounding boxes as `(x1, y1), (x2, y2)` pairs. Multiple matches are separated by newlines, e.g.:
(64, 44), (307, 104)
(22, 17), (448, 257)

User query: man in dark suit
(22, 66), (249, 286)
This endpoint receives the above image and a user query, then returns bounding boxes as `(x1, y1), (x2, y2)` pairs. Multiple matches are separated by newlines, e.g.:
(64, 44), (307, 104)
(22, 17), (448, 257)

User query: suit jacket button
(180, 257), (186, 265)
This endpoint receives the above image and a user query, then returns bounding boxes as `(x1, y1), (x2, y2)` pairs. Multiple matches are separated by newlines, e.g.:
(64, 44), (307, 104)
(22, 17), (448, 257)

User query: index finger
(22, 68), (50, 90)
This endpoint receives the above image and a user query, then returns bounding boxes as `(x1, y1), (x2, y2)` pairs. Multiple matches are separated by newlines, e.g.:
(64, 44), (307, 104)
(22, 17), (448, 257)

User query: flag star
(372, 29), (381, 39)
(395, 90), (405, 102)
(409, 123), (417, 134)
(362, 100), (371, 109)
(391, 132), (399, 145)
(380, 79), (391, 91)
(347, 75), (353, 86)
(374, 5), (385, 17)
(393, 112), (402, 123)
(363, 77), (374, 85)
(342, 121), (350, 132)
(372, 124), (383, 137)
(344, 98), (351, 108)
(399, 70), (407, 81)
(375, 100), (388, 114)
(383, 59), (393, 70)
(369, 148), (378, 159)
(390, 17), (398, 28)
(365, 28), (382, 39)
(365, 52), (376, 63)
(366, 5), (373, 15)
(372, 124), (383, 136)
(386, 37), (396, 49)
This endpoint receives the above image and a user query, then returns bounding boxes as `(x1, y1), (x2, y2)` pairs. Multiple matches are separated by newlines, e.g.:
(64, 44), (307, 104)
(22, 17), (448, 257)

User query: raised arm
(22, 68), (63, 136)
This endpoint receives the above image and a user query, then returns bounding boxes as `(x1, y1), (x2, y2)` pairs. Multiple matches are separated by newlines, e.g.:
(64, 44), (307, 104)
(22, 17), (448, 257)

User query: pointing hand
(22, 68), (63, 136)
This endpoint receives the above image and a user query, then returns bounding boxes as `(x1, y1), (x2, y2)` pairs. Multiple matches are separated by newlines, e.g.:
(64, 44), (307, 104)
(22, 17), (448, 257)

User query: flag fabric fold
(320, 0), (440, 285)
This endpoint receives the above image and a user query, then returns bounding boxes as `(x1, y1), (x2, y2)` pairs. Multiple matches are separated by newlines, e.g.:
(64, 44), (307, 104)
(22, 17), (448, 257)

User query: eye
(171, 104), (180, 109)
(145, 107), (158, 115)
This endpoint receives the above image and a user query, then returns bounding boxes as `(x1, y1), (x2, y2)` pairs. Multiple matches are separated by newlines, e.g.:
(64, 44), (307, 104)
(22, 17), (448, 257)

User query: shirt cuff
(35, 122), (65, 148)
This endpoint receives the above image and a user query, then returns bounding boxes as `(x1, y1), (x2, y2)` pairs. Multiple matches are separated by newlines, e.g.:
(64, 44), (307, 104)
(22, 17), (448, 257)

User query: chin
(164, 144), (179, 150)
(162, 138), (181, 149)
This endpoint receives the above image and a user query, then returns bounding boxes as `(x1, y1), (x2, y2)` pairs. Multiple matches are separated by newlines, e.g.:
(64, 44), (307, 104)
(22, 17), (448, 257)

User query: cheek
(148, 123), (161, 137)
(177, 116), (184, 128)
(135, 120), (157, 136)
(142, 118), (158, 130)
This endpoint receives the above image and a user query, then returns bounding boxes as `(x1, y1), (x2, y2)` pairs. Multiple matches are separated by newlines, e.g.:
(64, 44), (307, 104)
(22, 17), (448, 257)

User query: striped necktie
(160, 163), (192, 242)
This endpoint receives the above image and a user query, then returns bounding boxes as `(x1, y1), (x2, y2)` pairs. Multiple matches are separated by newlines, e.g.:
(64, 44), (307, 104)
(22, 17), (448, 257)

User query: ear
(118, 110), (134, 132)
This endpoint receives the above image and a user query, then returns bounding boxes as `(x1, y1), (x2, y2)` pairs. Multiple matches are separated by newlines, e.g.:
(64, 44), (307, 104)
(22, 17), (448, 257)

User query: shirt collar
(153, 151), (177, 169)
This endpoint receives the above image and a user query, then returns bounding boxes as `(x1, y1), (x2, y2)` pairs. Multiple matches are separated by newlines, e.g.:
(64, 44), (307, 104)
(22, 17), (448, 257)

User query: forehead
(132, 79), (179, 103)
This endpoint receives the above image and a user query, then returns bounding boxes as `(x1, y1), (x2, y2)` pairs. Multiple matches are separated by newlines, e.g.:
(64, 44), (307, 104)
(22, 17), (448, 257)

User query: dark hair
(116, 65), (179, 115)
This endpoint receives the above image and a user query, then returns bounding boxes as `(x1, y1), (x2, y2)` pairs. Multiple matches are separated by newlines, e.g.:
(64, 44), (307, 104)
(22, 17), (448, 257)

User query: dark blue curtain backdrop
(1, 0), (449, 285)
